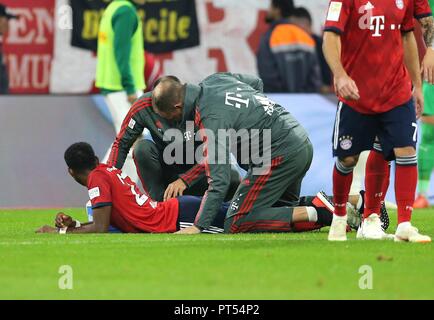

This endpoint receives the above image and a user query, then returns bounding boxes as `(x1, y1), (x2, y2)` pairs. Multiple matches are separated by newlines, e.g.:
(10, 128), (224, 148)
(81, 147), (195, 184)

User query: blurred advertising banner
(0, 0), (328, 94)
(1, 0), (55, 94)
(70, 0), (200, 54)
(51, 0), (270, 93)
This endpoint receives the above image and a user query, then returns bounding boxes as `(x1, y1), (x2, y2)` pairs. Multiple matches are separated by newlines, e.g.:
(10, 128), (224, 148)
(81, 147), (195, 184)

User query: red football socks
(333, 162), (354, 216)
(395, 156), (417, 224)
(364, 150), (389, 218)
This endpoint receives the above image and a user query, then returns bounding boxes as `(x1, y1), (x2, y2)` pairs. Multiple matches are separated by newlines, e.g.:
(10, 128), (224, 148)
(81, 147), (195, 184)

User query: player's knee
(338, 156), (359, 168)
(394, 146), (416, 158)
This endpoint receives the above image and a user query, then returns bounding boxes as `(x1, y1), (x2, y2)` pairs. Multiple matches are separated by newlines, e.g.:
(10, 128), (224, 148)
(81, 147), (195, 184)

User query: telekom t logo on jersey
(359, 2), (386, 37)
(369, 16), (385, 37)
(359, 1), (405, 37)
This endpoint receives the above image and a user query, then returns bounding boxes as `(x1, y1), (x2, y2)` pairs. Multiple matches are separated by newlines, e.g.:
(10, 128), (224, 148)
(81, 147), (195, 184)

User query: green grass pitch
(0, 208), (433, 300)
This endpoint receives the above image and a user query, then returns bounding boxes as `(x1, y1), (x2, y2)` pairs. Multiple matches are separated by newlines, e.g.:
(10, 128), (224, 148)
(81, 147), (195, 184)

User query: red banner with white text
(2, 0), (54, 94)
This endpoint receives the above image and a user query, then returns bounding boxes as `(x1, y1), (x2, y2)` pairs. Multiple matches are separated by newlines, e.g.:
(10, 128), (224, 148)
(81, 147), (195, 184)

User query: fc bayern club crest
(339, 136), (353, 151)
(396, 0), (404, 9)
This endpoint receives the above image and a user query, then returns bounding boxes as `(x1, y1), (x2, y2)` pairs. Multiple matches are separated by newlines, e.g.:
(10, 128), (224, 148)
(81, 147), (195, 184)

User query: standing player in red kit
(323, 0), (431, 242)
(361, 0), (434, 235)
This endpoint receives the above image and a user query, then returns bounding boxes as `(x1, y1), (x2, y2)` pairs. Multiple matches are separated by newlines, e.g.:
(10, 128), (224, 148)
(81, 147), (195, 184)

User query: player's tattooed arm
(419, 16), (434, 84)
(420, 16), (434, 47)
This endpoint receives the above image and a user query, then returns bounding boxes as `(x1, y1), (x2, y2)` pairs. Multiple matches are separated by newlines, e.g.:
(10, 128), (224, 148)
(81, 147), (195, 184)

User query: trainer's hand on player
(334, 74), (360, 101)
(175, 225), (202, 234)
(414, 86), (424, 119)
(36, 225), (58, 233)
(422, 48), (434, 84)
(164, 179), (187, 201)
(127, 93), (138, 105)
(55, 212), (74, 228)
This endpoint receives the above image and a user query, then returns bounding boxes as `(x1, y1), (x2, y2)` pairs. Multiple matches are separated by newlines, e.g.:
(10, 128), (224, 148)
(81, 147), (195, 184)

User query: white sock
(306, 207), (318, 222)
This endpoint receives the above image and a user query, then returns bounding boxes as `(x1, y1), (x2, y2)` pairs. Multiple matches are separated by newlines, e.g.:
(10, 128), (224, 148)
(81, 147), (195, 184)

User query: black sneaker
(380, 201), (390, 231)
(357, 190), (365, 218)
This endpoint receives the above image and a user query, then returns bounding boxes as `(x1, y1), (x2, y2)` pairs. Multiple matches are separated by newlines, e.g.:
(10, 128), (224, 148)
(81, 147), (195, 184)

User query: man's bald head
(152, 76), (185, 121)
(153, 75), (181, 90)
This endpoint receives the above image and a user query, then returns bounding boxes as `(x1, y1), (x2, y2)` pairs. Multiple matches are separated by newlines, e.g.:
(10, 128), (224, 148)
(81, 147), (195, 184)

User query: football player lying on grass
(36, 142), (387, 234)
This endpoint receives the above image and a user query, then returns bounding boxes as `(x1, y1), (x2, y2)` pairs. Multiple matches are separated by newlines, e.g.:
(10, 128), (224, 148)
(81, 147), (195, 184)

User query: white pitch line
(0, 237), (324, 246)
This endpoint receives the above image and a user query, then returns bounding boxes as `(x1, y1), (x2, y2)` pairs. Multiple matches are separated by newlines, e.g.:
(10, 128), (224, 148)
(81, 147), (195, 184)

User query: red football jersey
(414, 0), (432, 18)
(324, 0), (415, 114)
(87, 164), (179, 233)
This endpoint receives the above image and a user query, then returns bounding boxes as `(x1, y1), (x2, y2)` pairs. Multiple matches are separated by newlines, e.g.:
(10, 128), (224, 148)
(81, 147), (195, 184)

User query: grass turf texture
(0, 208), (433, 300)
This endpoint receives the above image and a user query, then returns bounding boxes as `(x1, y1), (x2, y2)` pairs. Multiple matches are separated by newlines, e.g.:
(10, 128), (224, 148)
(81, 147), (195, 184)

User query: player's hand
(55, 212), (74, 228)
(422, 48), (434, 84)
(175, 225), (202, 235)
(164, 179), (187, 201)
(334, 74), (360, 101)
(127, 93), (138, 105)
(36, 225), (58, 234)
(414, 86), (424, 119)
